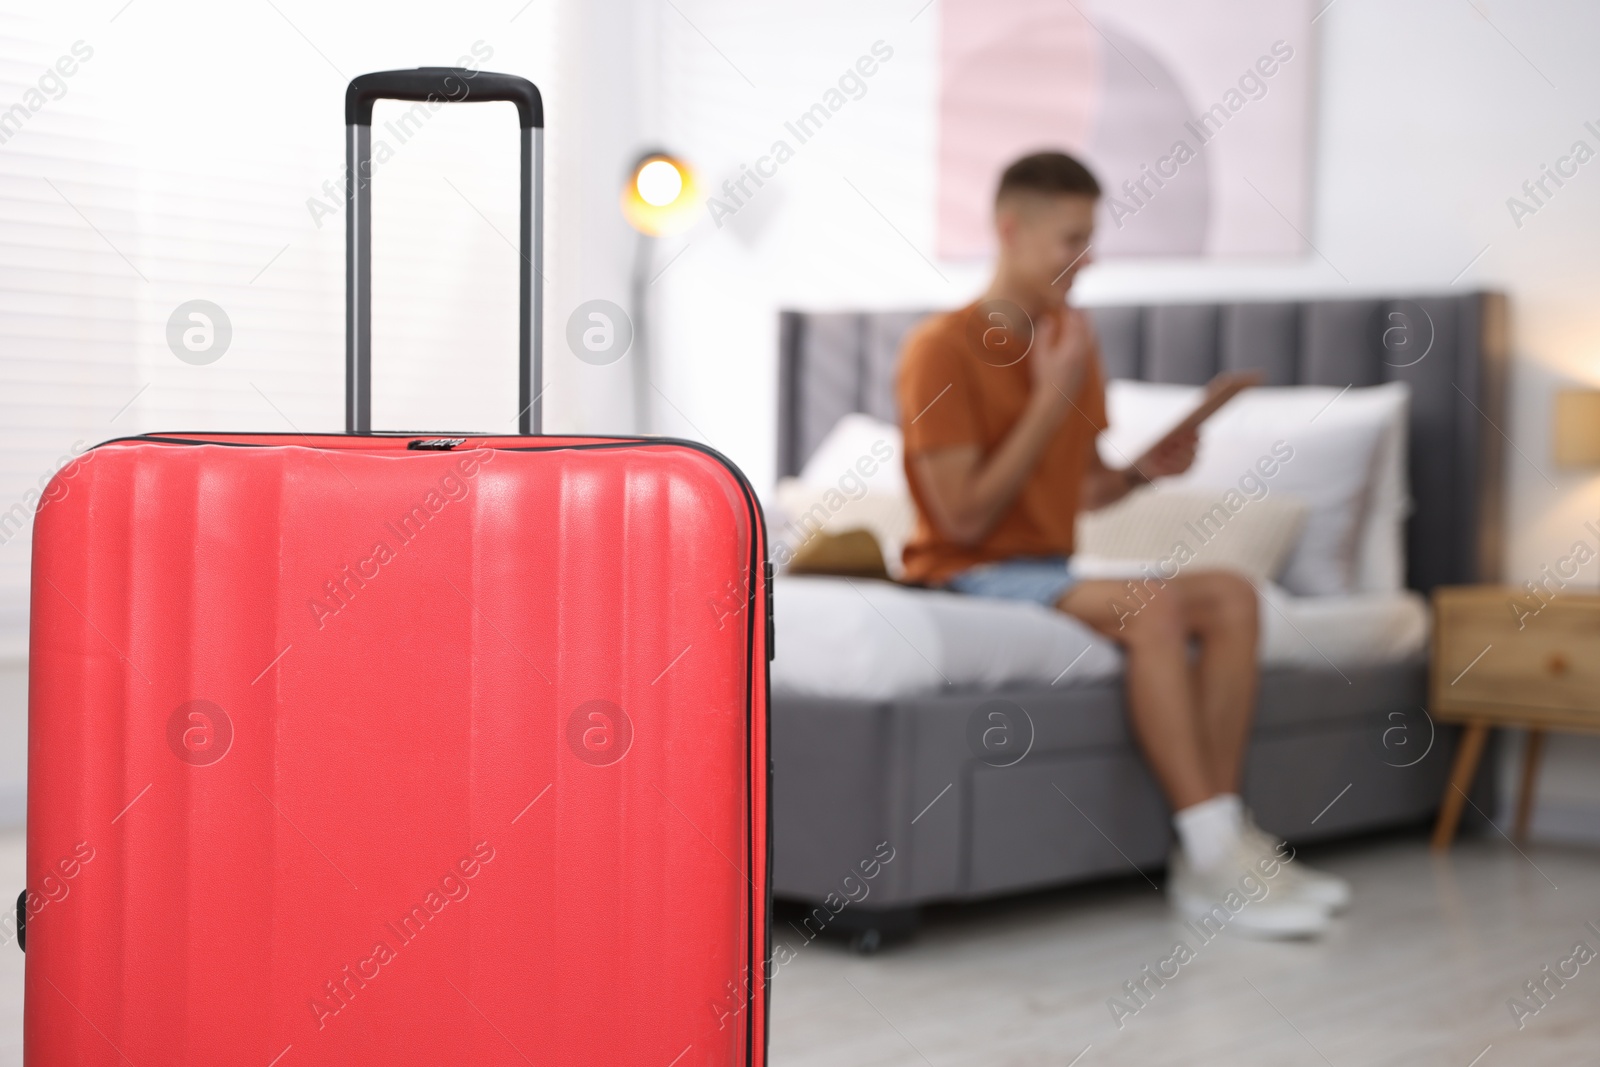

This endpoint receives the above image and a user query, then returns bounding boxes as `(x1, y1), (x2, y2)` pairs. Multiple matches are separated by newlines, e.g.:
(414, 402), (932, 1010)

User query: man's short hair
(995, 151), (1101, 205)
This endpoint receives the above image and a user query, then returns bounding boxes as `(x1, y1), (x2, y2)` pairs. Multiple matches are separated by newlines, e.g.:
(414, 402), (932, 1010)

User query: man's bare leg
(1057, 578), (1214, 810)
(1169, 571), (1260, 794)
(1058, 572), (1259, 806)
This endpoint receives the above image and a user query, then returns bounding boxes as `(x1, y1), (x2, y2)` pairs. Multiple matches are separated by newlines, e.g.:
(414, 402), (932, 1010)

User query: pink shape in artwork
(938, 0), (1101, 259)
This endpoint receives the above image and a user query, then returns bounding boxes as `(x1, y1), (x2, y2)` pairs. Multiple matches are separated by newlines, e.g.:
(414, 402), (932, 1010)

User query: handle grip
(346, 68), (543, 128)
(344, 68), (545, 435)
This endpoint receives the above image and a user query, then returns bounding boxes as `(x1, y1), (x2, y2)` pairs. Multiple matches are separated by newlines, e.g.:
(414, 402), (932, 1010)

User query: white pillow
(798, 413), (907, 495)
(1077, 487), (1309, 582)
(1353, 398), (1410, 592)
(773, 414), (915, 576)
(1101, 381), (1408, 596)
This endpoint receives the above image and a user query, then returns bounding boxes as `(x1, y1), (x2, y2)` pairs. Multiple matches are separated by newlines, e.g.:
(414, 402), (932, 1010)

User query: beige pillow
(1077, 487), (1309, 582)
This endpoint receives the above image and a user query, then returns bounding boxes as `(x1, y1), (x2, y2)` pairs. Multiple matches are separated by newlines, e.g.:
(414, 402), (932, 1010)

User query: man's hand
(1028, 307), (1092, 402)
(913, 306), (1097, 546)
(1130, 427), (1199, 481)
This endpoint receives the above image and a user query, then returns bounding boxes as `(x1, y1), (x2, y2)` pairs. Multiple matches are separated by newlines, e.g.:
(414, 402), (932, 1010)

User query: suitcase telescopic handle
(343, 68), (546, 435)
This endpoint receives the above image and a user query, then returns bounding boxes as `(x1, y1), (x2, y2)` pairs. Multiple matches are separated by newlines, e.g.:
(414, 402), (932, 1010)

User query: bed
(768, 293), (1508, 944)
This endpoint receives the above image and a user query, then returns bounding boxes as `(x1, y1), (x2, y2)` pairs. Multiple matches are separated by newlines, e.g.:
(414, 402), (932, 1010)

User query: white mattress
(771, 575), (1429, 700)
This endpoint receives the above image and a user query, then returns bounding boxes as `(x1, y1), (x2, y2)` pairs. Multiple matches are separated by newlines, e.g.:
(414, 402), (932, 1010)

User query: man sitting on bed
(896, 151), (1348, 938)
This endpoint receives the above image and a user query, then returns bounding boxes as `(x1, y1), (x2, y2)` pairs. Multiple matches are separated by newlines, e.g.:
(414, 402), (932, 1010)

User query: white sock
(1174, 794), (1243, 873)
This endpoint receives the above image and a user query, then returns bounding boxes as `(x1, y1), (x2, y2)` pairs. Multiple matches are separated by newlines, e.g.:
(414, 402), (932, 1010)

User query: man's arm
(911, 310), (1089, 547)
(1079, 447), (1144, 511)
(1079, 427), (1201, 512)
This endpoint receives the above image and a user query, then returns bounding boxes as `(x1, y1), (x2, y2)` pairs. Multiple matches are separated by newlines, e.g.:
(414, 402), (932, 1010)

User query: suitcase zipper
(764, 561), (775, 662)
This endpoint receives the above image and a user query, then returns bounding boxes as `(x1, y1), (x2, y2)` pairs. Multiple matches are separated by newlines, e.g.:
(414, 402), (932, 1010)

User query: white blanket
(771, 575), (1428, 700)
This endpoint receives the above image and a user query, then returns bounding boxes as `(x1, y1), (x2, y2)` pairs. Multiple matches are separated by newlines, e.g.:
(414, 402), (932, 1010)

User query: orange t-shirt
(896, 302), (1109, 586)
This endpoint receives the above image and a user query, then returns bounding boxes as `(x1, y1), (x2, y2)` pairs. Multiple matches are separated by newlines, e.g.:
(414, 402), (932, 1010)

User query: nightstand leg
(1431, 720), (1489, 851)
(1513, 728), (1546, 844)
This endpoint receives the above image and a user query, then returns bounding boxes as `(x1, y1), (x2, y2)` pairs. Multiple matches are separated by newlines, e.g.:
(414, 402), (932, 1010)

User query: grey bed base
(771, 293), (1508, 933)
(774, 662), (1443, 912)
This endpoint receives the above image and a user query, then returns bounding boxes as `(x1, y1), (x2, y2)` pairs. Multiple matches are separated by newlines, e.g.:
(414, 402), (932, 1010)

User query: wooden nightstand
(1429, 585), (1600, 849)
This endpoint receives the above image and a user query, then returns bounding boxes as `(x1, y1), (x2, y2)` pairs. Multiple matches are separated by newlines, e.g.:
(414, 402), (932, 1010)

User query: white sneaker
(1241, 817), (1352, 912)
(1167, 845), (1332, 940)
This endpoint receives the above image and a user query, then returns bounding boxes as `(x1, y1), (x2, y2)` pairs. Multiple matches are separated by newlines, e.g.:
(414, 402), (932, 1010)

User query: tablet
(1135, 370), (1263, 462)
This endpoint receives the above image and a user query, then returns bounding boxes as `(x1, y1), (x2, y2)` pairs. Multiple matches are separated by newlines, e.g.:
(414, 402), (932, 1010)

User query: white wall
(543, 0), (654, 434)
(641, 0), (1600, 842)
(648, 0), (1600, 533)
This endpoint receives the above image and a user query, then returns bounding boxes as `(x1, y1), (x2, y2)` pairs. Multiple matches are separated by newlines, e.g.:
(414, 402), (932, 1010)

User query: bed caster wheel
(849, 928), (883, 955)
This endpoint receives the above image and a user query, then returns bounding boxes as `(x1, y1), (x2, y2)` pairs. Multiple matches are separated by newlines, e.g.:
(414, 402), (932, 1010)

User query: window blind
(0, 4), (558, 657)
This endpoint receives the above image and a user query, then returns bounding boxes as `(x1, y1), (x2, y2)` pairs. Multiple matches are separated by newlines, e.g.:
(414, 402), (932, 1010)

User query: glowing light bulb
(636, 160), (684, 207)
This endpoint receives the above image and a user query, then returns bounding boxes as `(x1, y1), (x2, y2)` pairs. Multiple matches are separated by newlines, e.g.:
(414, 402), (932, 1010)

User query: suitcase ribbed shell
(26, 433), (770, 1067)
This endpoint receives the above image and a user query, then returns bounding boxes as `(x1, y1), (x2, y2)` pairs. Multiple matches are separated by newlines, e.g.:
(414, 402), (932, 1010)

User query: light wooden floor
(0, 831), (1594, 1065)
(769, 833), (1600, 1067)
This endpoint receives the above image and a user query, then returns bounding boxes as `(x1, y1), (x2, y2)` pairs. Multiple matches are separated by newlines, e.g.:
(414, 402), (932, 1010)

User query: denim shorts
(944, 556), (1078, 607)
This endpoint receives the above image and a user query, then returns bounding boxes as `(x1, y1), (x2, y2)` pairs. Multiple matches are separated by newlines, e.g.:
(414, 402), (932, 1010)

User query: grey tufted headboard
(777, 293), (1509, 593)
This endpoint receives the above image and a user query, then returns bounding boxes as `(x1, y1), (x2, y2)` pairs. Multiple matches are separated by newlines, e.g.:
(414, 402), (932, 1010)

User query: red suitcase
(23, 69), (771, 1066)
